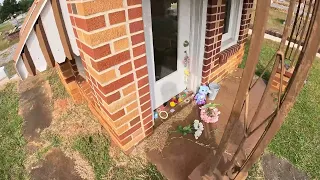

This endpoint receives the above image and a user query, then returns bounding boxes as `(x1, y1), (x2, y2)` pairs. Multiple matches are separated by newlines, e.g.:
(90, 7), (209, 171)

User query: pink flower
(200, 107), (220, 123)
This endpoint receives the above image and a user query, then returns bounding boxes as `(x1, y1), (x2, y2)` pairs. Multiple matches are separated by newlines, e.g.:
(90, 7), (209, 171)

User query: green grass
(242, 39), (320, 179)
(73, 134), (165, 180)
(266, 9), (287, 33)
(45, 69), (69, 99)
(251, 8), (286, 33)
(0, 83), (27, 179)
(240, 38), (279, 80)
(268, 59), (320, 179)
(0, 22), (19, 51)
(0, 22), (13, 32)
(247, 160), (265, 180)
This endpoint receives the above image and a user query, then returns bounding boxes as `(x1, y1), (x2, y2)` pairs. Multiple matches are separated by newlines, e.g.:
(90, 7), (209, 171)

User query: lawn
(0, 22), (19, 51)
(251, 8), (287, 33)
(0, 83), (27, 179)
(0, 70), (165, 179)
(243, 39), (320, 179)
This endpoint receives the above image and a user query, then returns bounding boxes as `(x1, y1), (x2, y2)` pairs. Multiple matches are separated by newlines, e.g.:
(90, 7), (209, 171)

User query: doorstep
(143, 69), (275, 180)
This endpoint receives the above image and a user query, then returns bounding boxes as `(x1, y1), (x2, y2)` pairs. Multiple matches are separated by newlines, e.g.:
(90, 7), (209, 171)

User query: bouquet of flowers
(176, 120), (204, 140)
(200, 103), (221, 123)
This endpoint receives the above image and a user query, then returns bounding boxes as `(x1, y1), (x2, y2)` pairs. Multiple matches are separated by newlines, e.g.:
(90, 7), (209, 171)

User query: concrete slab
(146, 69), (276, 179)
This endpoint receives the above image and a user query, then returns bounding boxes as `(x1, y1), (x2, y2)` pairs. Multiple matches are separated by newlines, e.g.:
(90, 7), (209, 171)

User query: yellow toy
(178, 97), (183, 103)
(170, 101), (176, 107)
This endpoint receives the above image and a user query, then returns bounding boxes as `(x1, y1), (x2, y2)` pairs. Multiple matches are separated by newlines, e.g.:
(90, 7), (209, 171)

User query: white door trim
(142, 0), (191, 110)
(188, 0), (208, 92)
(142, 0), (156, 111)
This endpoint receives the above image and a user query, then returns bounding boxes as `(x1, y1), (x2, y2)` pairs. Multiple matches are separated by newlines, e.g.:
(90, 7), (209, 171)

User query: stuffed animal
(194, 85), (212, 106)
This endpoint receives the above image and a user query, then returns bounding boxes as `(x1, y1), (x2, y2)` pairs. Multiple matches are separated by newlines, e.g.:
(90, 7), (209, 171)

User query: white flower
(194, 129), (203, 139)
(194, 120), (200, 130)
(199, 122), (204, 131)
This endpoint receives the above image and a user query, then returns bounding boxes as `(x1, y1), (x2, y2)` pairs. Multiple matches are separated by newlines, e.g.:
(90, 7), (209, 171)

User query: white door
(143, 0), (191, 109)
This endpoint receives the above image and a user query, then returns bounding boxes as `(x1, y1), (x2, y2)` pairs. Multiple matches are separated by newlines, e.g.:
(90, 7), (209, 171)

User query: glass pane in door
(151, 0), (178, 81)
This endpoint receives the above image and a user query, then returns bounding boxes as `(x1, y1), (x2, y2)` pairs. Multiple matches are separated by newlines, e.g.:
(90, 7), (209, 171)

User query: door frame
(142, 0), (207, 111)
(188, 0), (208, 92)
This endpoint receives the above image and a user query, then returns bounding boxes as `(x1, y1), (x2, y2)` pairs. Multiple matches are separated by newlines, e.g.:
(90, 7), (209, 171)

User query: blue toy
(194, 85), (212, 106)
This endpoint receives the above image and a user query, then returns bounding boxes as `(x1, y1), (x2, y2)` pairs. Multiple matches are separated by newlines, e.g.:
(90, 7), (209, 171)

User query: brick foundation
(202, 0), (253, 84)
(271, 67), (294, 91)
(56, 59), (83, 103)
(66, 0), (152, 151)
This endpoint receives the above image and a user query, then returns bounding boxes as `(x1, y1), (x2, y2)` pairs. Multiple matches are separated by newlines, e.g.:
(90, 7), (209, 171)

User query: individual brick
(75, 0), (123, 16)
(114, 37), (129, 52)
(138, 84), (149, 97)
(119, 62), (132, 75)
(131, 32), (145, 45)
(122, 83), (136, 96)
(134, 56), (147, 68)
(127, 0), (142, 6)
(98, 74), (134, 94)
(105, 92), (121, 104)
(74, 15), (106, 32)
(126, 101), (138, 112)
(81, 42), (111, 60)
(129, 20), (144, 33)
(136, 66), (148, 78)
(82, 25), (127, 47)
(91, 50), (131, 72)
(128, 7), (142, 20)
(87, 66), (117, 84)
(133, 44), (145, 57)
(109, 10), (126, 25)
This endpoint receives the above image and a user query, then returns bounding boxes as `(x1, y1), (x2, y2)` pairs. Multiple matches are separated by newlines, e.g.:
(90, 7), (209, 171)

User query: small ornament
(170, 109), (175, 113)
(154, 111), (159, 119)
(178, 97), (183, 103)
(170, 101), (176, 107)
(184, 69), (190, 76)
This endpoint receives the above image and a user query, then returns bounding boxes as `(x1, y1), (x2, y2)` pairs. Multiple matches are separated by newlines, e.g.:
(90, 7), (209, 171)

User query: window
(221, 0), (243, 51)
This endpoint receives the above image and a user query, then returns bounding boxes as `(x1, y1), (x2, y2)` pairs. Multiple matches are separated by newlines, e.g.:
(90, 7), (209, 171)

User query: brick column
(202, 0), (254, 84)
(56, 59), (83, 103)
(66, 0), (153, 151)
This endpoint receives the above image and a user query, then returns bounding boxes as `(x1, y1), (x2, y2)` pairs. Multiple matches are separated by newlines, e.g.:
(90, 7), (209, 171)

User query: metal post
(207, 0), (271, 174)
(239, 0), (320, 174)
(247, 0), (296, 135)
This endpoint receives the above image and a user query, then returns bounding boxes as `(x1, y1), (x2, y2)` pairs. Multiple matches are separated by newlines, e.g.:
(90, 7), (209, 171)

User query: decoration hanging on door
(183, 51), (190, 85)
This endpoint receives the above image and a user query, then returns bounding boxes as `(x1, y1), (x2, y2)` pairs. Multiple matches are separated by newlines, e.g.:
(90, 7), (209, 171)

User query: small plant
(177, 125), (193, 135)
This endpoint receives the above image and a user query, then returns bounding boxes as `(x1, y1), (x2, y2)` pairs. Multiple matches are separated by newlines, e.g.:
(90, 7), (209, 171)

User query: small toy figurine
(170, 101), (176, 107)
(194, 85), (212, 106)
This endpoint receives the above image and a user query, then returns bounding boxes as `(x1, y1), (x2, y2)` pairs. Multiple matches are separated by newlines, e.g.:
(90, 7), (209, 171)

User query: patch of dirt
(63, 148), (95, 180)
(262, 153), (310, 180)
(18, 76), (52, 142)
(30, 148), (82, 180)
(135, 103), (195, 153)
(18, 74), (98, 180)
(44, 101), (102, 142)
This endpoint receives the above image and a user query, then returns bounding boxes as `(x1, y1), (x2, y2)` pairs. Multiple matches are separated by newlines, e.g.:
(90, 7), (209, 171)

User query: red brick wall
(66, 0), (153, 151)
(202, 0), (254, 84)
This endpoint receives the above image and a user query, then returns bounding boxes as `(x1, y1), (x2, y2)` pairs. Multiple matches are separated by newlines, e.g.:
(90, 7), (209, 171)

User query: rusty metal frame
(207, 0), (272, 174)
(205, 0), (320, 178)
(239, 0), (320, 174)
